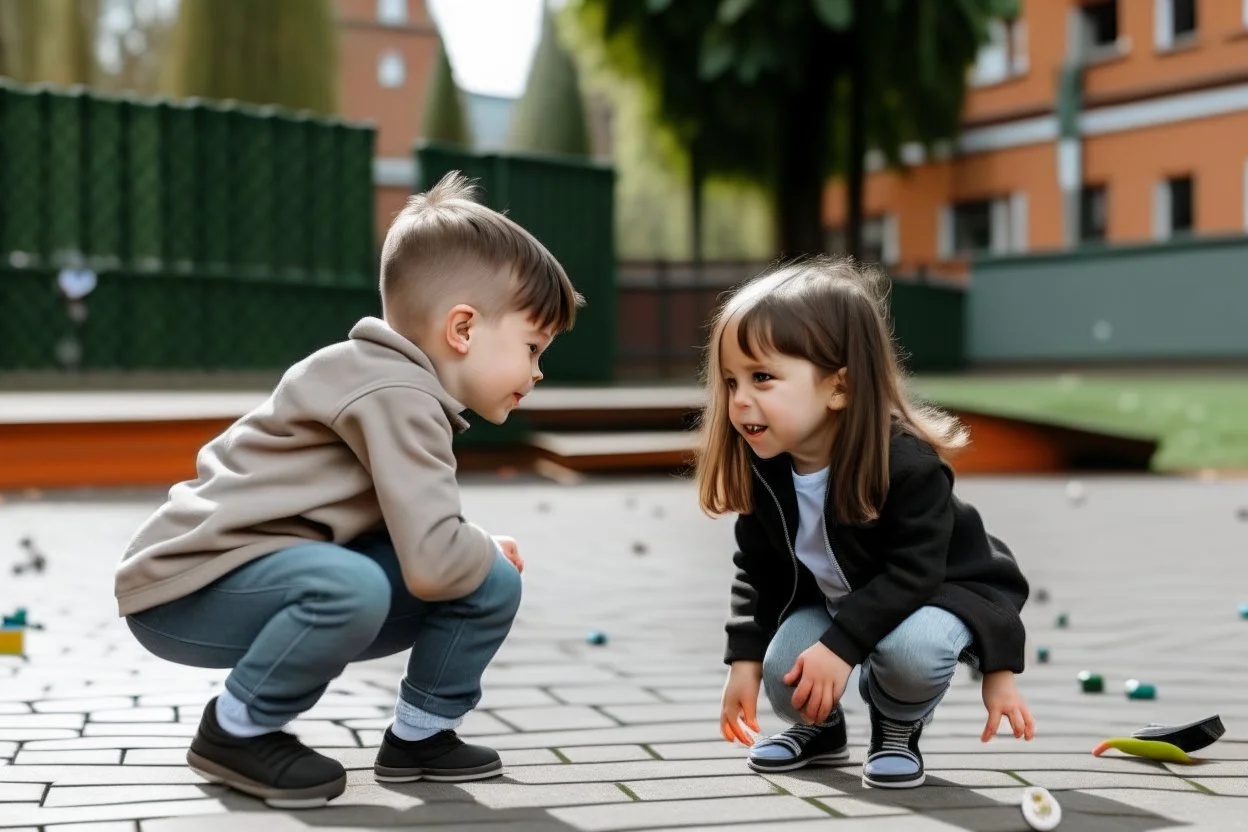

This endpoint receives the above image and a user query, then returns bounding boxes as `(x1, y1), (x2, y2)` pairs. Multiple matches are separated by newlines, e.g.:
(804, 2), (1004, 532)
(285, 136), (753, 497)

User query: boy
(115, 171), (583, 808)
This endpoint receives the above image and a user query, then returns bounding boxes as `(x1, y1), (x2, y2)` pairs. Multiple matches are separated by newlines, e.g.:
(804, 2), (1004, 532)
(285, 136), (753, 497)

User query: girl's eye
(724, 378), (736, 390)
(752, 372), (773, 384)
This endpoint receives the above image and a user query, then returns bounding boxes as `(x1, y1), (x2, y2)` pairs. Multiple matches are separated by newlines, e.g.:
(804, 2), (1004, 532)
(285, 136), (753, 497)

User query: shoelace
(756, 722), (830, 756)
(875, 716), (920, 757)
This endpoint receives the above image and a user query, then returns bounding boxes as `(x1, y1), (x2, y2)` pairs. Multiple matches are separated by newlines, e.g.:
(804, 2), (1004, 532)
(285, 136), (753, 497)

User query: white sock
(215, 690), (281, 738)
(392, 697), (462, 742)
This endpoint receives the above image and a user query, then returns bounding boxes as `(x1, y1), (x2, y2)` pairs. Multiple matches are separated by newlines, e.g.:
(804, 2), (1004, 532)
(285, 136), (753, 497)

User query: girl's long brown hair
(695, 256), (967, 525)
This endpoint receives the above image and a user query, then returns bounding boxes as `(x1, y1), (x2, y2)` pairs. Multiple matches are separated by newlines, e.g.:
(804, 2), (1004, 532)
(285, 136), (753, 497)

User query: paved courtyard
(2, 474), (1248, 831)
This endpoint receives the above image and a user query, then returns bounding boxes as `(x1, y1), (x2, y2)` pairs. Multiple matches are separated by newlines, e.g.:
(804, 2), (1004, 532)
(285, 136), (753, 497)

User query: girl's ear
(826, 367), (849, 412)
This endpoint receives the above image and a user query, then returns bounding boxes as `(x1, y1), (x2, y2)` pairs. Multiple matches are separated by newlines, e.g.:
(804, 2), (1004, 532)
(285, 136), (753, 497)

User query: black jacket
(724, 429), (1030, 674)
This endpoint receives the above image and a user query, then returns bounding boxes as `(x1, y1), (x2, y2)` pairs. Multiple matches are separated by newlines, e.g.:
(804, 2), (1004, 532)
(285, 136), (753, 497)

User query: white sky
(428, 0), (550, 99)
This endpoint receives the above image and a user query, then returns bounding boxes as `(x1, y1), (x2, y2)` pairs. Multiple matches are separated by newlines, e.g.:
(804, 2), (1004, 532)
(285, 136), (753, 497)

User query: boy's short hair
(380, 171), (583, 336)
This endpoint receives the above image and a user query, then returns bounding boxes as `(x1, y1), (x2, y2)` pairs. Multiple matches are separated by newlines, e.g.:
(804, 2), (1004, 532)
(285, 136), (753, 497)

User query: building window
(971, 18), (1028, 86)
(1080, 1), (1119, 53)
(1173, 0), (1196, 37)
(1079, 186), (1107, 243)
(952, 200), (994, 255)
(1168, 176), (1193, 234)
(378, 51), (406, 88)
(378, 0), (408, 25)
(824, 215), (897, 266)
(1154, 176), (1194, 239)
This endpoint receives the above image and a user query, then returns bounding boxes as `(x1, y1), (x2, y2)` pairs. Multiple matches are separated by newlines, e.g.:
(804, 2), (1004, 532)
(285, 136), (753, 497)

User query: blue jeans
(762, 605), (973, 724)
(126, 532), (521, 728)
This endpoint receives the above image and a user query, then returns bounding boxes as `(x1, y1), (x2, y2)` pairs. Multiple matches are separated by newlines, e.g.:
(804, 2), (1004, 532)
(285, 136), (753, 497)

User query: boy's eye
(752, 372), (773, 384)
(528, 344), (539, 354)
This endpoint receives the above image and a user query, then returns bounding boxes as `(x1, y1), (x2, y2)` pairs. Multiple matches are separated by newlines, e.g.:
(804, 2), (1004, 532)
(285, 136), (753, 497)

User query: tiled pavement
(2, 475), (1248, 831)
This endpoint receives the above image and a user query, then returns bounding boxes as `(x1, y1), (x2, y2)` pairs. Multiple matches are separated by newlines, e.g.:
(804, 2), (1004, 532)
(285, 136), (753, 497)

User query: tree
(421, 37), (472, 146)
(509, 5), (590, 157)
(0, 0), (96, 86)
(160, 0), (338, 114)
(569, 0), (1015, 258)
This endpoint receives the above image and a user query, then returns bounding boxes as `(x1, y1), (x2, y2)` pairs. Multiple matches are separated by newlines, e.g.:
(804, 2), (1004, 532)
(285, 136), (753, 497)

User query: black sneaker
(747, 706), (849, 772)
(186, 697), (346, 809)
(374, 727), (503, 783)
(862, 699), (925, 789)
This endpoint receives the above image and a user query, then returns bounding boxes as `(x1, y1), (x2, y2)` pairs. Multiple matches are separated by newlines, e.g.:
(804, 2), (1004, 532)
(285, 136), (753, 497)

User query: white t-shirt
(791, 466), (850, 611)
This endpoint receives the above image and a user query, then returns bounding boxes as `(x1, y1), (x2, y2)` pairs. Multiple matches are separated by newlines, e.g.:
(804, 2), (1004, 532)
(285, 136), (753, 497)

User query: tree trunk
(690, 134), (705, 266)
(845, 22), (867, 263)
(775, 90), (832, 257)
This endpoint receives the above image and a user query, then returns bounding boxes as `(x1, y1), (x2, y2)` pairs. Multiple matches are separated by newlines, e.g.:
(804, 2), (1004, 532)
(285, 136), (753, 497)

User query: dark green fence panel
(84, 94), (125, 268)
(45, 88), (84, 263)
(231, 105), (276, 277)
(0, 83), (46, 264)
(307, 117), (340, 283)
(889, 280), (966, 372)
(415, 141), (617, 384)
(338, 125), (376, 287)
(125, 98), (163, 271)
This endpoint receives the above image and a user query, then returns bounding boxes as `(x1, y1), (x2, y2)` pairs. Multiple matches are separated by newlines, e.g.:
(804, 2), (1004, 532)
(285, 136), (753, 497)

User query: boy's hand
(980, 670), (1035, 742)
(720, 661), (762, 745)
(785, 642), (852, 724)
(493, 535), (523, 574)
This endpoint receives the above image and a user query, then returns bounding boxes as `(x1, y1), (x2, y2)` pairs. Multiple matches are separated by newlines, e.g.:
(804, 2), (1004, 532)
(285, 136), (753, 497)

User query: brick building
(335, 0), (440, 241)
(823, 0), (1248, 277)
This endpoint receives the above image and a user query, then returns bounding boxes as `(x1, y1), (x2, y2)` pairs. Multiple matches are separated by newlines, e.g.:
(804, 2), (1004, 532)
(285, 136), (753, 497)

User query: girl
(697, 257), (1034, 790)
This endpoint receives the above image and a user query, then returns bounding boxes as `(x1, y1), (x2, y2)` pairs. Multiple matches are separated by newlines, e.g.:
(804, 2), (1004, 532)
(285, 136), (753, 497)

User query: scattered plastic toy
(537, 502), (551, 513)
(1124, 679), (1156, 700)
(1077, 670), (1103, 693)
(0, 608), (28, 656)
(1021, 786), (1062, 830)
(631, 541), (648, 555)
(1238, 602), (1248, 620)
(1035, 588), (1050, 604)
(586, 631), (608, 646)
(1055, 613), (1069, 628)
(1236, 506), (1248, 521)
(1093, 715), (1225, 764)
(1065, 480), (1085, 505)
(12, 537), (47, 576)
(1036, 646), (1050, 663)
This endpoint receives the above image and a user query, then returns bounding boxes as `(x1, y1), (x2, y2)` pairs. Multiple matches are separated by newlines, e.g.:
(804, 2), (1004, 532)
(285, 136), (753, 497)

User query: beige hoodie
(114, 317), (496, 616)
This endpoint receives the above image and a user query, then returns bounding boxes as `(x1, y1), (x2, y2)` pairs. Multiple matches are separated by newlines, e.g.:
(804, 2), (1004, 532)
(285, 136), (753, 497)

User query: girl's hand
(785, 643), (852, 724)
(720, 661), (762, 745)
(981, 670), (1035, 742)
(493, 535), (524, 573)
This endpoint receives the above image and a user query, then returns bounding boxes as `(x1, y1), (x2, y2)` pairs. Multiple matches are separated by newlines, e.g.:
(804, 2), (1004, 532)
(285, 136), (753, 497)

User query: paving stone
(648, 822), (963, 832)
(42, 784), (220, 807)
(40, 823), (138, 832)
(548, 794), (828, 831)
(33, 698), (136, 714)
(500, 748), (565, 766)
(0, 704), (32, 715)
(454, 782), (627, 809)
(469, 721), (721, 750)
(506, 758), (748, 784)
(0, 798), (226, 826)
(82, 725), (196, 738)
(0, 730), (80, 742)
(483, 665), (620, 685)
(0, 783), (45, 802)
(622, 774), (777, 801)
(558, 744), (654, 763)
(0, 741), (15, 759)
(599, 703), (710, 725)
(927, 769), (1026, 787)
(548, 686), (662, 706)
(478, 688), (560, 708)
(24, 738), (188, 752)
(0, 715), (84, 729)
(1187, 777), (1248, 796)
(648, 687), (721, 703)
(89, 708), (177, 723)
(814, 796), (912, 817)
(1165, 760), (1248, 777)
(649, 741), (750, 760)
(492, 706), (619, 731)
(14, 750), (123, 765)
(1016, 770), (1200, 791)
(335, 782), (424, 809)
(0, 766), (206, 785)
(139, 815), (308, 832)
(761, 772), (852, 798)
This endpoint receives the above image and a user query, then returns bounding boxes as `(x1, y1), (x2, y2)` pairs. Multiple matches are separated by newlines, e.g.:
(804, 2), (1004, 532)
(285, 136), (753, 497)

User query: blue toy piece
(586, 631), (608, 646)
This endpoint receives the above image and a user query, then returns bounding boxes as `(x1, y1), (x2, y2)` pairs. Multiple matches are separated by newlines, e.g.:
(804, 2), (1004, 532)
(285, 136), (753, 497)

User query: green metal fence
(889, 279), (966, 372)
(416, 142), (617, 384)
(0, 82), (378, 373)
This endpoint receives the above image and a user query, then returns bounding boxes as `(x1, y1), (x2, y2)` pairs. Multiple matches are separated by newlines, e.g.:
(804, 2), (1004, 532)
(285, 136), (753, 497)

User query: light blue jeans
(762, 605), (974, 724)
(126, 531), (521, 728)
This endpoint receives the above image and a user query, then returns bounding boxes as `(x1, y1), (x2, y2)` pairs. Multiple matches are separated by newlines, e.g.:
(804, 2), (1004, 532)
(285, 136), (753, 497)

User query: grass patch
(615, 783), (641, 801)
(912, 373), (1248, 471)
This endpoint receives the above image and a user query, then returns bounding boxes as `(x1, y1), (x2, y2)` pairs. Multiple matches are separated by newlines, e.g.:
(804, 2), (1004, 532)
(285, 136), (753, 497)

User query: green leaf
(717, 0), (755, 25)
(646, 0), (674, 12)
(699, 27), (736, 81)
(812, 0), (852, 29)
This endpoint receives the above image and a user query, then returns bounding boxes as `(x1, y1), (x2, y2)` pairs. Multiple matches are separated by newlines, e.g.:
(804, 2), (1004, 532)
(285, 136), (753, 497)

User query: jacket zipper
(752, 464), (800, 622)
(820, 476), (853, 594)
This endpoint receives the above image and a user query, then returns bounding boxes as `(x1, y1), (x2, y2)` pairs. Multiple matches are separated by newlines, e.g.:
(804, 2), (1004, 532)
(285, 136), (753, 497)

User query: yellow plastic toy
(1092, 737), (1193, 764)
(0, 608), (27, 656)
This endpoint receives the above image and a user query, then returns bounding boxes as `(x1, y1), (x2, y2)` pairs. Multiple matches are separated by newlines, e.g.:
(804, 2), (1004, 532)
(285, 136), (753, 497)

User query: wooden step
(528, 430), (698, 471)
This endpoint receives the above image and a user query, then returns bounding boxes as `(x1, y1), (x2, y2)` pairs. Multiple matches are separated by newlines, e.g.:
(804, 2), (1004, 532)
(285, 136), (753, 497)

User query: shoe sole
(374, 759), (504, 784)
(746, 747), (851, 773)
(187, 751), (346, 809)
(862, 772), (926, 789)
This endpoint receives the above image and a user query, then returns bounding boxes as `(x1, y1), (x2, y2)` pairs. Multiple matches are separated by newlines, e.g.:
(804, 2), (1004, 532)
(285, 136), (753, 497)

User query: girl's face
(719, 315), (846, 475)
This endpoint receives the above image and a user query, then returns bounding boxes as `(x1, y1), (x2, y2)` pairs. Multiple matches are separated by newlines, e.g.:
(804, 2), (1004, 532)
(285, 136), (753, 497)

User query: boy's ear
(826, 367), (849, 412)
(445, 304), (478, 355)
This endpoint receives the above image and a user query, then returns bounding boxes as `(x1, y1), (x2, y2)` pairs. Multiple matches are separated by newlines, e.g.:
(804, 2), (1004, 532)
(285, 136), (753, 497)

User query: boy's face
(457, 309), (555, 424)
